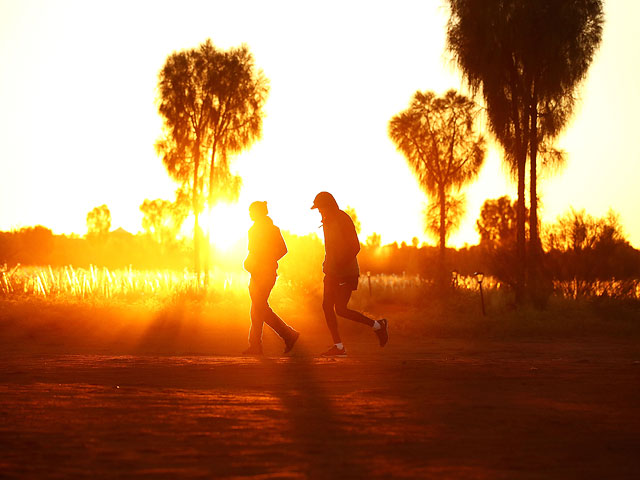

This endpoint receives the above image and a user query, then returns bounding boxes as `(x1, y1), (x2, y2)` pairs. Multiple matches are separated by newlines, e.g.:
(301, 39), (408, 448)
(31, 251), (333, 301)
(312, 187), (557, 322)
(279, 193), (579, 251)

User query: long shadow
(263, 344), (371, 479)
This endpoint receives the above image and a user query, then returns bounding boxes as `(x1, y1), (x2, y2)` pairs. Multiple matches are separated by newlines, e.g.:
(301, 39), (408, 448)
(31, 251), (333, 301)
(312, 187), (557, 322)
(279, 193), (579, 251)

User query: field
(1, 266), (640, 479)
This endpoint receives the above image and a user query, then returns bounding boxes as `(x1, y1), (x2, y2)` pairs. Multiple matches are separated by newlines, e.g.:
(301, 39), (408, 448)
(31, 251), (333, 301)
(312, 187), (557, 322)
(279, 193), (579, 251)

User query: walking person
(243, 201), (299, 355)
(311, 191), (388, 357)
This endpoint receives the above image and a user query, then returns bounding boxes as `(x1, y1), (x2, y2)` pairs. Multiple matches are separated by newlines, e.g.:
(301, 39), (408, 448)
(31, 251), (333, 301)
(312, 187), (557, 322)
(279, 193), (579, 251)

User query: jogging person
(311, 191), (388, 357)
(243, 201), (299, 355)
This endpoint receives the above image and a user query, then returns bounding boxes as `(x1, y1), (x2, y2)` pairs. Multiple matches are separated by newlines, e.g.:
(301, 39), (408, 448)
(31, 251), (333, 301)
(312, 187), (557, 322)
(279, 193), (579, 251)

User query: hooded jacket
(321, 209), (360, 279)
(244, 216), (287, 277)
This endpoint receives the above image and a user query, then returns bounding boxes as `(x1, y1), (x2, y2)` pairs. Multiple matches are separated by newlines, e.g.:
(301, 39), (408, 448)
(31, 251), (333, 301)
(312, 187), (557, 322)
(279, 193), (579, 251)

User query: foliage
(543, 208), (639, 283)
(423, 194), (466, 243)
(1, 206), (638, 300)
(475, 196), (522, 289)
(344, 206), (362, 235)
(140, 198), (187, 245)
(365, 232), (381, 249)
(278, 231), (325, 294)
(155, 39), (269, 274)
(86, 205), (111, 238)
(388, 89), (485, 283)
(446, 0), (605, 303)
(477, 196), (519, 246)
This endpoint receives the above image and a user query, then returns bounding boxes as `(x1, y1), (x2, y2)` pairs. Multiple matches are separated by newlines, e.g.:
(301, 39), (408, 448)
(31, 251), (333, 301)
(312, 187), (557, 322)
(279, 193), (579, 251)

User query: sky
(1, 0), (639, 249)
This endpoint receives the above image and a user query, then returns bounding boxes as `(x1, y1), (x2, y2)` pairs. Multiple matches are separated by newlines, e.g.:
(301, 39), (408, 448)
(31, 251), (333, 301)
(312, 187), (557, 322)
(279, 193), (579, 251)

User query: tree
(140, 198), (187, 245)
(423, 194), (466, 246)
(476, 196), (526, 288)
(156, 39), (269, 281)
(86, 205), (111, 238)
(543, 208), (637, 290)
(366, 232), (381, 249)
(476, 196), (519, 247)
(446, 0), (604, 303)
(389, 89), (485, 285)
(16, 226), (54, 265)
(344, 206), (362, 235)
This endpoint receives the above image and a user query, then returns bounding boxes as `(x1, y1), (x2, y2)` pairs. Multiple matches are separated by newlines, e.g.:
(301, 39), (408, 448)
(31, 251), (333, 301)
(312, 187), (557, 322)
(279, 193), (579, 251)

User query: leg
(322, 276), (342, 344)
(334, 284), (375, 327)
(249, 275), (274, 346)
(248, 277), (267, 348)
(253, 275), (296, 342)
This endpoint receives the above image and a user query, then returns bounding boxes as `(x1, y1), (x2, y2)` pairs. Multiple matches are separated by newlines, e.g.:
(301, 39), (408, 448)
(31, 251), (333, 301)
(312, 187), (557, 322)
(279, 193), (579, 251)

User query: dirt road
(1, 337), (639, 479)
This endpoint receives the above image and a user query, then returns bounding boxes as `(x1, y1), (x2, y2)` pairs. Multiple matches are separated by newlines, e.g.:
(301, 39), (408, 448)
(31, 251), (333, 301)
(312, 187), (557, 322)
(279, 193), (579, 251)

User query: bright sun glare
(205, 203), (251, 252)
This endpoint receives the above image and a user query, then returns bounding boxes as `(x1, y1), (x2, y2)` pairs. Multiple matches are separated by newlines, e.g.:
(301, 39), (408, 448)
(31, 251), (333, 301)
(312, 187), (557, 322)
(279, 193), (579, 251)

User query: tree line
(2, 196), (638, 292)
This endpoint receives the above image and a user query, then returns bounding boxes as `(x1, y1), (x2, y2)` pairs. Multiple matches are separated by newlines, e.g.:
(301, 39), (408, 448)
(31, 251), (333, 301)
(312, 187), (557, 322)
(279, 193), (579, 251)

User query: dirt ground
(1, 303), (640, 479)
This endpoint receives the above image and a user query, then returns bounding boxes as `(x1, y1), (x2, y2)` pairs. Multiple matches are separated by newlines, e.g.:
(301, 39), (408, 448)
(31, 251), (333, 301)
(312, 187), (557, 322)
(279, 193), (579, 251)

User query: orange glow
(205, 203), (250, 253)
(0, 2), (638, 248)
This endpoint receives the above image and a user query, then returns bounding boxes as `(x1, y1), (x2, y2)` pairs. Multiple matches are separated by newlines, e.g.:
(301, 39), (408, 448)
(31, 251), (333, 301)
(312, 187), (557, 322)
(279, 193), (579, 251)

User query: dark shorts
(324, 274), (359, 292)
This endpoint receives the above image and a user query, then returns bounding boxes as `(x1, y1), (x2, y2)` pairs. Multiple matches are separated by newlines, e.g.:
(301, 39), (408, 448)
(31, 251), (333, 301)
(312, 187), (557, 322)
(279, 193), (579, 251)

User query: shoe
(284, 330), (300, 354)
(375, 318), (389, 347)
(321, 344), (347, 357)
(242, 345), (263, 356)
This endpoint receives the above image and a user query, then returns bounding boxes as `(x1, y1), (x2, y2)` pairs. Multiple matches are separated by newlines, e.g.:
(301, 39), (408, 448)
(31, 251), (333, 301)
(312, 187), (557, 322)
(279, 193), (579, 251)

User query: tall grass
(1, 264), (639, 304)
(0, 264), (247, 301)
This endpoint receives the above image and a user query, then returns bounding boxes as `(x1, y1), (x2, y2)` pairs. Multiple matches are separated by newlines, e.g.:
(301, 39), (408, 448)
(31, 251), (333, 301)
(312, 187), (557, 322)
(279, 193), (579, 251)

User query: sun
(204, 202), (251, 252)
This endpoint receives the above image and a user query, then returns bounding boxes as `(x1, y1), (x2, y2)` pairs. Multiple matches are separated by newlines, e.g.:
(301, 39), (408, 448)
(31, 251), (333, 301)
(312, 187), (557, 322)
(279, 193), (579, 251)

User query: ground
(0, 299), (639, 479)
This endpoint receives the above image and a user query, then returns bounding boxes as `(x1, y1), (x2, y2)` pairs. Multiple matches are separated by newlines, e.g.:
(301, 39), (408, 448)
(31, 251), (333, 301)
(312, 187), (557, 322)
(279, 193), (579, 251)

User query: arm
(333, 212), (360, 268)
(243, 226), (257, 273)
(273, 226), (287, 262)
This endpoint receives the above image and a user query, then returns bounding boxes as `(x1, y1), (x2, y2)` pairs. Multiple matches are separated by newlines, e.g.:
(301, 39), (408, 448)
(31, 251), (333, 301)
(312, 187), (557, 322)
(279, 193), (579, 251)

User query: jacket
(321, 209), (360, 278)
(243, 216), (287, 277)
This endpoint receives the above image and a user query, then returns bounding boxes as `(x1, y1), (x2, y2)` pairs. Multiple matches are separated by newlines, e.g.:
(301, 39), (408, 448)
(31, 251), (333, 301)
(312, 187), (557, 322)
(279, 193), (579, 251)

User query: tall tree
(156, 39), (269, 281)
(446, 0), (604, 303)
(389, 89), (485, 285)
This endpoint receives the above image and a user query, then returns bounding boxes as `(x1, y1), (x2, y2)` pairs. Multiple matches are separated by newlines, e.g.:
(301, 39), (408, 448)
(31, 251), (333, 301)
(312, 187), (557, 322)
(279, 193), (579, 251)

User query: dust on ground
(1, 301), (639, 479)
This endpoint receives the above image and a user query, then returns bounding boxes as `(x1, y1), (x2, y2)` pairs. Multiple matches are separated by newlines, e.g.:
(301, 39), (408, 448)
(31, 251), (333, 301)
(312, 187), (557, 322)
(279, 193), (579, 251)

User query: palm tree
(446, 0), (604, 303)
(389, 89), (485, 285)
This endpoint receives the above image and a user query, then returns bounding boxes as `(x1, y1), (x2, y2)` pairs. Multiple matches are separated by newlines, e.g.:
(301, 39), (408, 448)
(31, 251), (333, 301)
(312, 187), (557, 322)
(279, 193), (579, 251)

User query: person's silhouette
(243, 201), (299, 355)
(311, 192), (388, 357)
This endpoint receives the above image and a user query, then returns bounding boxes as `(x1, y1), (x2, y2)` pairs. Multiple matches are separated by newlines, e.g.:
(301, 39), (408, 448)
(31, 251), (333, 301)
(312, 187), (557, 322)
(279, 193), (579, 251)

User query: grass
(1, 265), (639, 346)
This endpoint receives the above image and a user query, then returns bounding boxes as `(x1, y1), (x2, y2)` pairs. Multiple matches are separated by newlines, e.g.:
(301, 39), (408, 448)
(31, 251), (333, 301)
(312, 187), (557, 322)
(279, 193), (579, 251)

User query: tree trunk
(203, 140), (218, 289)
(516, 149), (526, 304)
(510, 91), (527, 305)
(438, 184), (447, 289)
(204, 136), (224, 285)
(192, 143), (201, 286)
(528, 98), (545, 307)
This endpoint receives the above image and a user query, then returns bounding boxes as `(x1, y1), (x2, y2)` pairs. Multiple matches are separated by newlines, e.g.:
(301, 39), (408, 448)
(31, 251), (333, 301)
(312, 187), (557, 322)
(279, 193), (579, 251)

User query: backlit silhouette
(311, 192), (388, 357)
(242, 201), (299, 355)
(155, 39), (269, 281)
(446, 0), (604, 302)
(389, 89), (485, 286)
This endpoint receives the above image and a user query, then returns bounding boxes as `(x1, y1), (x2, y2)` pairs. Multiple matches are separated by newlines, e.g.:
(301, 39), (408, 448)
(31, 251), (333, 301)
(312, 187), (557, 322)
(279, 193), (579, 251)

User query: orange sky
(1, 0), (638, 248)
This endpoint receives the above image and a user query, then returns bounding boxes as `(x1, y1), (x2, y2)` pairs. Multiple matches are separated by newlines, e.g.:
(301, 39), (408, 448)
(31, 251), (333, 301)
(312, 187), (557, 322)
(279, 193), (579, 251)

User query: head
(249, 201), (268, 221)
(311, 191), (339, 218)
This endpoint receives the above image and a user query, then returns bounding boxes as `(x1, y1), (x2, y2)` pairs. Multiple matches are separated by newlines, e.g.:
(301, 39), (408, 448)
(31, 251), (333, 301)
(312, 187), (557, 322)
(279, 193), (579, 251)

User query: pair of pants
(248, 274), (293, 347)
(322, 275), (373, 344)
